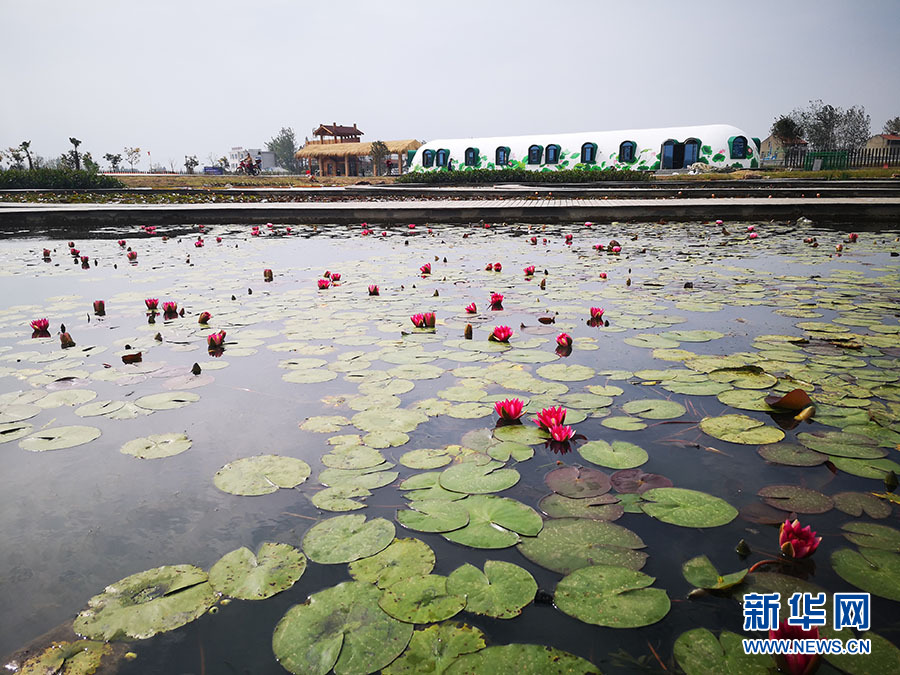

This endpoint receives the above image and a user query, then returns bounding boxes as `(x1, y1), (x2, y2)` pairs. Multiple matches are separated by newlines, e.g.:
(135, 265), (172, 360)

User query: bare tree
(184, 155), (199, 174)
(104, 153), (122, 171)
(20, 141), (33, 170)
(123, 147), (141, 171)
(68, 137), (82, 170)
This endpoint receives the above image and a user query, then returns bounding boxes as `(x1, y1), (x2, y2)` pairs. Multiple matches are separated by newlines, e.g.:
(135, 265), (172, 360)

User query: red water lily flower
(530, 236), (538, 245)
(31, 318), (50, 331)
(216, 236), (222, 243)
(42, 248), (51, 258)
(493, 263), (502, 271)
(534, 406), (567, 431)
(465, 302), (476, 313)
(145, 298), (158, 310)
(70, 248), (79, 256)
(768, 621), (822, 675)
(198, 311), (211, 324)
(410, 313), (436, 328)
(207, 330), (226, 349)
(118, 240), (126, 247)
(368, 285), (379, 296)
(549, 425), (574, 442)
(565, 234), (573, 243)
(599, 272), (607, 279)
(780, 519), (821, 559)
(485, 263), (494, 271)
(524, 265), (536, 276)
(556, 333), (572, 347)
(317, 278), (331, 289)
(263, 269), (273, 282)
(420, 263), (431, 275)
(494, 398), (525, 421)
(590, 307), (604, 320)
(127, 251), (137, 261)
(490, 293), (504, 310)
(162, 301), (178, 316)
(194, 239), (204, 247)
(93, 301), (105, 316)
(489, 325), (513, 342)
(611, 245), (621, 253)
(331, 272), (341, 282)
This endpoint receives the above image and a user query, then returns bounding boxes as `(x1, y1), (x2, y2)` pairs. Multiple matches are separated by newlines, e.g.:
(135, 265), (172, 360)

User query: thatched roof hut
(296, 139), (422, 177)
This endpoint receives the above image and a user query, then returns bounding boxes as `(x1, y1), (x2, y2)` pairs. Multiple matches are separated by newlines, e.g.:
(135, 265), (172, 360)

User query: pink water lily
(410, 313), (436, 328)
(493, 262), (502, 271)
(590, 307), (604, 320)
(494, 398), (525, 422)
(317, 278), (331, 289)
(490, 293), (504, 310)
(599, 272), (607, 279)
(31, 318), (50, 331)
(207, 330), (226, 349)
(162, 301), (178, 316)
(408, 223), (416, 229)
(93, 300), (105, 316)
(749, 232), (758, 239)
(534, 406), (567, 431)
(549, 425), (574, 442)
(323, 270), (331, 278)
(747, 225), (755, 232)
(848, 232), (858, 242)
(489, 325), (513, 342)
(368, 284), (379, 296)
(556, 333), (572, 347)
(80, 256), (89, 264)
(216, 236), (222, 243)
(584, 221), (593, 227)
(70, 248), (79, 256)
(127, 251), (137, 261)
(593, 243), (604, 250)
(263, 269), (273, 282)
(485, 263), (494, 271)
(42, 248), (51, 258)
(715, 219), (723, 225)
(118, 240), (126, 247)
(198, 311), (211, 324)
(530, 236), (537, 245)
(780, 519), (821, 559)
(331, 272), (341, 282)
(524, 265), (536, 276)
(565, 234), (573, 243)
(465, 302), (476, 313)
(611, 246), (621, 253)
(420, 263), (431, 275)
(145, 298), (159, 310)
(194, 239), (204, 247)
(768, 621), (821, 675)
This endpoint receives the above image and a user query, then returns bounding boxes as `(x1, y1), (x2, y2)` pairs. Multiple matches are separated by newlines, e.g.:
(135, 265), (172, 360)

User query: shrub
(0, 169), (125, 189)
(395, 168), (650, 185)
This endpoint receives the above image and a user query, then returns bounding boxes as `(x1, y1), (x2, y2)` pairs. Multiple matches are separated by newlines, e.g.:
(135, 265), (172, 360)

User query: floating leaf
(699, 414), (785, 444)
(757, 442), (827, 467)
(831, 548), (900, 601)
(383, 623), (485, 675)
(20, 425), (101, 452)
(379, 574), (466, 623)
(487, 441), (534, 462)
(18, 640), (111, 675)
(555, 565), (670, 628)
(841, 522), (900, 551)
(601, 416), (648, 431)
(641, 487), (738, 528)
(439, 459), (520, 494)
(272, 581), (412, 675)
(352, 408), (428, 434)
(348, 538), (436, 589)
(75, 399), (125, 417)
(0, 421), (33, 444)
(0, 403), (41, 423)
(545, 465), (610, 498)
(443, 495), (542, 549)
(322, 445), (385, 470)
(312, 485), (371, 511)
(825, 631), (900, 675)
(492, 424), (550, 445)
(399, 447), (457, 469)
(302, 514), (395, 564)
(447, 560), (537, 618)
(397, 500), (470, 533)
(830, 456), (900, 479)
(517, 518), (646, 574)
(300, 415), (351, 433)
(797, 431), (885, 459)
(674, 628), (773, 675)
(681, 555), (748, 590)
(610, 469), (673, 494)
(621, 398), (686, 419)
(133, 391), (200, 411)
(833, 492), (893, 519)
(757, 485), (834, 514)
(213, 455), (311, 496)
(74, 564), (216, 640)
(209, 543), (307, 600)
(536, 363), (596, 381)
(120, 433), (191, 459)
(445, 644), (599, 675)
(578, 440), (648, 469)
(399, 472), (467, 502)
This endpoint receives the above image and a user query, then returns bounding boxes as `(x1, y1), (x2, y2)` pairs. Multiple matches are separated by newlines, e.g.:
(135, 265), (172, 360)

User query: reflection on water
(1, 220), (898, 672)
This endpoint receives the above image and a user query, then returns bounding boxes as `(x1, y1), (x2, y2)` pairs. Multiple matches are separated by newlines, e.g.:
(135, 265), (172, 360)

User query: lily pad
(841, 522), (900, 551)
(757, 485), (834, 514)
(352, 408), (428, 434)
(446, 560), (537, 618)
(272, 580), (412, 675)
(379, 574), (466, 623)
(74, 564), (217, 640)
(213, 455), (311, 496)
(830, 456), (900, 479)
(601, 416), (648, 431)
(300, 415), (351, 433)
(397, 500), (470, 533)
(621, 398), (686, 419)
(833, 493), (893, 519)
(536, 363), (595, 381)
(699, 414), (785, 445)
(442, 495), (543, 549)
(439, 460), (520, 494)
(674, 628), (773, 675)
(18, 640), (112, 675)
(0, 421), (34, 444)
(797, 431), (885, 459)
(517, 518), (647, 574)
(133, 391), (200, 411)
(538, 493), (623, 521)
(578, 440), (648, 469)
(492, 424), (550, 445)
(383, 623), (486, 675)
(757, 442), (828, 467)
(399, 472), (467, 502)
(312, 485), (371, 511)
(120, 433), (191, 459)
(825, 631), (900, 675)
(20, 425), (101, 452)
(681, 555), (748, 590)
(399, 447), (457, 469)
(610, 469), (673, 494)
(75, 399), (125, 417)
(445, 644), (599, 675)
(348, 538), (436, 589)
(641, 487), (738, 528)
(554, 564), (670, 628)
(209, 542), (307, 600)
(831, 548), (900, 601)
(302, 514), (395, 564)
(322, 445), (385, 470)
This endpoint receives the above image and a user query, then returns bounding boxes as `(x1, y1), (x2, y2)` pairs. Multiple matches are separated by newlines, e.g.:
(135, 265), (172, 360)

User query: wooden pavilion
(297, 138), (422, 177)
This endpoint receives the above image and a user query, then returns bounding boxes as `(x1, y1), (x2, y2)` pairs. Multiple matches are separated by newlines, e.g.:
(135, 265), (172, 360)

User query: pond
(1, 219), (899, 674)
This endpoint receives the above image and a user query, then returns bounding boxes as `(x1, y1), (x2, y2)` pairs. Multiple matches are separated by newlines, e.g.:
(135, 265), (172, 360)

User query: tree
(69, 137), (82, 170)
(184, 155), (199, 174)
(370, 140), (389, 176)
(217, 156), (229, 170)
(104, 153), (122, 171)
(266, 127), (300, 172)
(4, 148), (25, 170)
(124, 147), (141, 171)
(838, 106), (871, 150)
(883, 117), (900, 135)
(771, 116), (804, 146)
(20, 141), (33, 170)
(82, 152), (100, 173)
(789, 100), (870, 150)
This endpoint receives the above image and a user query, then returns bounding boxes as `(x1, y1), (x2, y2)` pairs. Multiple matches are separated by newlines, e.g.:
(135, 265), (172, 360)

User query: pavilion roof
(297, 140), (422, 158)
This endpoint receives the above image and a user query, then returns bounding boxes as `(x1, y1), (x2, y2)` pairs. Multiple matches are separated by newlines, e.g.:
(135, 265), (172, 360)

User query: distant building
(760, 134), (807, 163)
(865, 134), (900, 150)
(297, 122), (420, 176)
(228, 147), (277, 171)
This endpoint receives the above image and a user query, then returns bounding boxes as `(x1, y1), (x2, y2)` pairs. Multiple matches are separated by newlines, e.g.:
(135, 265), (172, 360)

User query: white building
(228, 147), (277, 172)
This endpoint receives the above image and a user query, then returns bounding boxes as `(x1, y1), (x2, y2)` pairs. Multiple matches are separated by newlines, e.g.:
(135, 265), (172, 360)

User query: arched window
(661, 140), (676, 169)
(729, 136), (748, 159)
(581, 143), (597, 164)
(495, 146), (510, 166)
(684, 139), (700, 166)
(422, 150), (435, 168)
(545, 144), (561, 164)
(464, 147), (480, 167)
(435, 149), (450, 168)
(619, 141), (637, 163)
(527, 145), (543, 165)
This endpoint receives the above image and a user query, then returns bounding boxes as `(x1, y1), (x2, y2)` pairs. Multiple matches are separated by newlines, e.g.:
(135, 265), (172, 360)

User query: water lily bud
(263, 269), (274, 282)
(539, 278), (546, 290)
(464, 324), (473, 339)
(60, 332), (75, 349)
(885, 470), (899, 492)
(735, 539), (751, 556)
(191, 363), (202, 375)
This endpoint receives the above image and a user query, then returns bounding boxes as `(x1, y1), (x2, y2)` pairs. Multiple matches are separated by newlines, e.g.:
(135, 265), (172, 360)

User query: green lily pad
(133, 391), (200, 411)
(379, 574), (466, 623)
(213, 455), (311, 496)
(352, 409), (428, 434)
(833, 493), (893, 519)
(757, 485), (834, 514)
(302, 514), (395, 564)
(832, 548), (900, 601)
(555, 564), (670, 628)
(831, 456), (900, 479)
(446, 560), (537, 618)
(536, 363), (596, 381)
(699, 414), (785, 445)
(300, 415), (351, 433)
(18, 640), (112, 675)
(399, 472), (467, 502)
(272, 580), (412, 675)
(322, 445), (385, 470)
(601, 416), (647, 431)
(399, 447), (457, 469)
(35, 389), (97, 409)
(660, 329), (724, 342)
(487, 441), (534, 462)
(674, 628), (773, 675)
(641, 488), (738, 528)
(75, 399), (125, 417)
(538, 493), (624, 521)
(681, 555), (748, 590)
(841, 522), (900, 551)
(19, 425), (101, 452)
(209, 542), (307, 600)
(716, 389), (774, 411)
(319, 464), (397, 489)
(312, 485), (371, 511)
(73, 564), (217, 640)
(442, 495), (543, 549)
(545, 465), (610, 498)
(383, 623), (485, 675)
(557, 392), (614, 409)
(517, 518), (647, 574)
(0, 403), (41, 423)
(120, 433), (191, 459)
(387, 363), (445, 380)
(825, 632), (900, 675)
(397, 500), (470, 533)
(578, 440), (648, 469)
(492, 424), (550, 445)
(797, 431), (886, 459)
(0, 421), (33, 444)
(621, 399), (686, 419)
(282, 368), (338, 384)
(757, 442), (828, 467)
(348, 538), (436, 589)
(445, 644), (599, 675)
(624, 334), (681, 349)
(439, 459), (520, 494)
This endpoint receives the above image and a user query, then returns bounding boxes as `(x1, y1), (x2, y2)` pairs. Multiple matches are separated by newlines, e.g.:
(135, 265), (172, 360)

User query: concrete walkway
(2, 197), (900, 228)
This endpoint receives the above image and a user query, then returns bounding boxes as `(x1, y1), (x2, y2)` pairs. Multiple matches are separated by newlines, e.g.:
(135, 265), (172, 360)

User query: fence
(783, 146), (900, 169)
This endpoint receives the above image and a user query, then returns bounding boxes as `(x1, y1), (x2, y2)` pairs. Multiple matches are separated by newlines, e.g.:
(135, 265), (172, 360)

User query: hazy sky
(2, 0), (898, 169)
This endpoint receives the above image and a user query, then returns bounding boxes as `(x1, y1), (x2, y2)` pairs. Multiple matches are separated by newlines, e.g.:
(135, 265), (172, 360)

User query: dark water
(1, 221), (898, 673)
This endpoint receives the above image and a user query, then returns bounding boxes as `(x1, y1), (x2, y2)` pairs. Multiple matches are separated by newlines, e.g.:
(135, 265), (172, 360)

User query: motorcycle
(237, 158), (261, 176)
